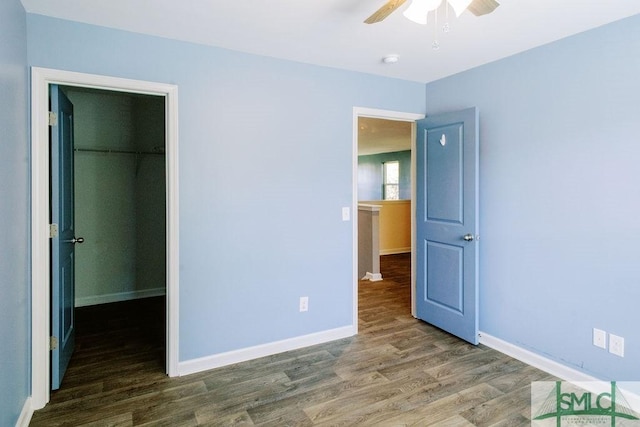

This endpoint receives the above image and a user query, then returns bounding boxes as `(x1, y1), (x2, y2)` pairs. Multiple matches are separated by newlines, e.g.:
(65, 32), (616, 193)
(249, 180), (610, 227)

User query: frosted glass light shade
(448, 0), (473, 16)
(402, 0), (442, 25)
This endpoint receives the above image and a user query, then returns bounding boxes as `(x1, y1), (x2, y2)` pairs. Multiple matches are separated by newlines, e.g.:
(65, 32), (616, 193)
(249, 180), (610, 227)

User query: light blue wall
(358, 150), (412, 201)
(24, 7), (637, 388)
(27, 14), (426, 360)
(426, 14), (640, 380)
(0, 0), (30, 425)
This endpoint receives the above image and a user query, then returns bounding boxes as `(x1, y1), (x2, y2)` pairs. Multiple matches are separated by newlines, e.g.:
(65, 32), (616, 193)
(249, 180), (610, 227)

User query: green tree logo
(533, 382), (640, 426)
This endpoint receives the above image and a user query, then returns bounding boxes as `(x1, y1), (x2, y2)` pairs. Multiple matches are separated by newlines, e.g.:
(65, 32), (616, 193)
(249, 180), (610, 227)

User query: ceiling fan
(364, 0), (499, 24)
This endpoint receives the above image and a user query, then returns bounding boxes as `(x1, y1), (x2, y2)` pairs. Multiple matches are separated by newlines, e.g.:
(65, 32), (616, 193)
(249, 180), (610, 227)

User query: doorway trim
(352, 107), (425, 330)
(30, 67), (180, 409)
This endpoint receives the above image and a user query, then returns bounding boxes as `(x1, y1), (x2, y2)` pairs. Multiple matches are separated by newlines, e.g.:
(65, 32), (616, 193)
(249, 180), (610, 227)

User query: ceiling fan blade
(467, 0), (499, 16)
(364, 0), (408, 24)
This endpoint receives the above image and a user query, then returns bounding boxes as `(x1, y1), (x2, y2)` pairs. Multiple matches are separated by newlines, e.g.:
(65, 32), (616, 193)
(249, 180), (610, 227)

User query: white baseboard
(480, 332), (640, 411)
(16, 397), (33, 427)
(479, 331), (599, 382)
(178, 325), (356, 376)
(380, 247), (411, 255)
(75, 287), (166, 307)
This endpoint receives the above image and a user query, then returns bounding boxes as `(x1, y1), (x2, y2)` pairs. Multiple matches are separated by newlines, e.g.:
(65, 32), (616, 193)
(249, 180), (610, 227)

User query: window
(383, 161), (400, 200)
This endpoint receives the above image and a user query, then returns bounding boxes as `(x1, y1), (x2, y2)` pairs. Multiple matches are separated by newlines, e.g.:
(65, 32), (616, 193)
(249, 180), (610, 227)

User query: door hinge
(48, 112), (57, 127)
(50, 336), (58, 350)
(49, 223), (58, 238)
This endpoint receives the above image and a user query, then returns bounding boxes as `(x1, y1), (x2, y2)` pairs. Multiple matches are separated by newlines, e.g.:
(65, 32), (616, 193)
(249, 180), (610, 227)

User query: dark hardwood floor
(31, 254), (553, 426)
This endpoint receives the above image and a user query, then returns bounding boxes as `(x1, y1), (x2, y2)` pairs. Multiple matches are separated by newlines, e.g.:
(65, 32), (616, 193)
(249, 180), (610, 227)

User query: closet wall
(66, 88), (166, 307)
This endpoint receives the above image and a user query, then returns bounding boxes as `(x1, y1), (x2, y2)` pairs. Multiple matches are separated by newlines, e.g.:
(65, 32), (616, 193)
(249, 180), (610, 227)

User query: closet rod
(74, 147), (164, 155)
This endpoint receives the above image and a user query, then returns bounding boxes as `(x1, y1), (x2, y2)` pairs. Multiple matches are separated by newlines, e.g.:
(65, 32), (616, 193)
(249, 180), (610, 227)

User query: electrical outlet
(609, 334), (624, 357)
(299, 296), (309, 312)
(593, 328), (607, 349)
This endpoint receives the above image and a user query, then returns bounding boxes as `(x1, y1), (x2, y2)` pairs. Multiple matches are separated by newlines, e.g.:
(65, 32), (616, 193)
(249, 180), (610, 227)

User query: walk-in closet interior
(63, 86), (166, 310)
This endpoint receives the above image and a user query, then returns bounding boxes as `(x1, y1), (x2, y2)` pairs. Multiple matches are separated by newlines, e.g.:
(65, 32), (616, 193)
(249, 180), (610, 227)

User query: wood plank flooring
(31, 253), (553, 426)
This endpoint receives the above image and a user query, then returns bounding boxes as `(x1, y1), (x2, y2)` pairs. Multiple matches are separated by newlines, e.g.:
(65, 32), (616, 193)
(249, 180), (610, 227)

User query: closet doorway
(58, 86), (167, 390)
(31, 68), (179, 409)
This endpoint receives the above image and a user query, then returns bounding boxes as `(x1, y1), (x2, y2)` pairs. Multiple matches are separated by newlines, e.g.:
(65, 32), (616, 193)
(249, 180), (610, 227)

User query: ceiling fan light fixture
(447, 0), (473, 17)
(402, 0), (442, 25)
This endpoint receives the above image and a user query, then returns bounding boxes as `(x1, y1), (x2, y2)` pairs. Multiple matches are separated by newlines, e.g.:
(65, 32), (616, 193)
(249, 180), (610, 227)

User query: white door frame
(30, 67), (180, 409)
(352, 107), (425, 329)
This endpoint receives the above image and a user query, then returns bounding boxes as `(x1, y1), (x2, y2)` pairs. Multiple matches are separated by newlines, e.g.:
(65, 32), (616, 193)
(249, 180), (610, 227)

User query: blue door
(51, 85), (79, 390)
(415, 107), (479, 344)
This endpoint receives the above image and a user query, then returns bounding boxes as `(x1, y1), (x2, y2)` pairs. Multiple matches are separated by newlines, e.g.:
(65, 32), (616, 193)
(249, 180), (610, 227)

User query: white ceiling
(358, 117), (411, 156)
(20, 0), (640, 84)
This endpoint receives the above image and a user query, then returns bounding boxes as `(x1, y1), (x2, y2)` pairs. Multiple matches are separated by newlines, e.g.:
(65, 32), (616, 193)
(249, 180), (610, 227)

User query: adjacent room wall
(359, 200), (411, 255)
(425, 14), (640, 380)
(0, 0), (30, 425)
(358, 150), (411, 201)
(26, 14), (426, 362)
